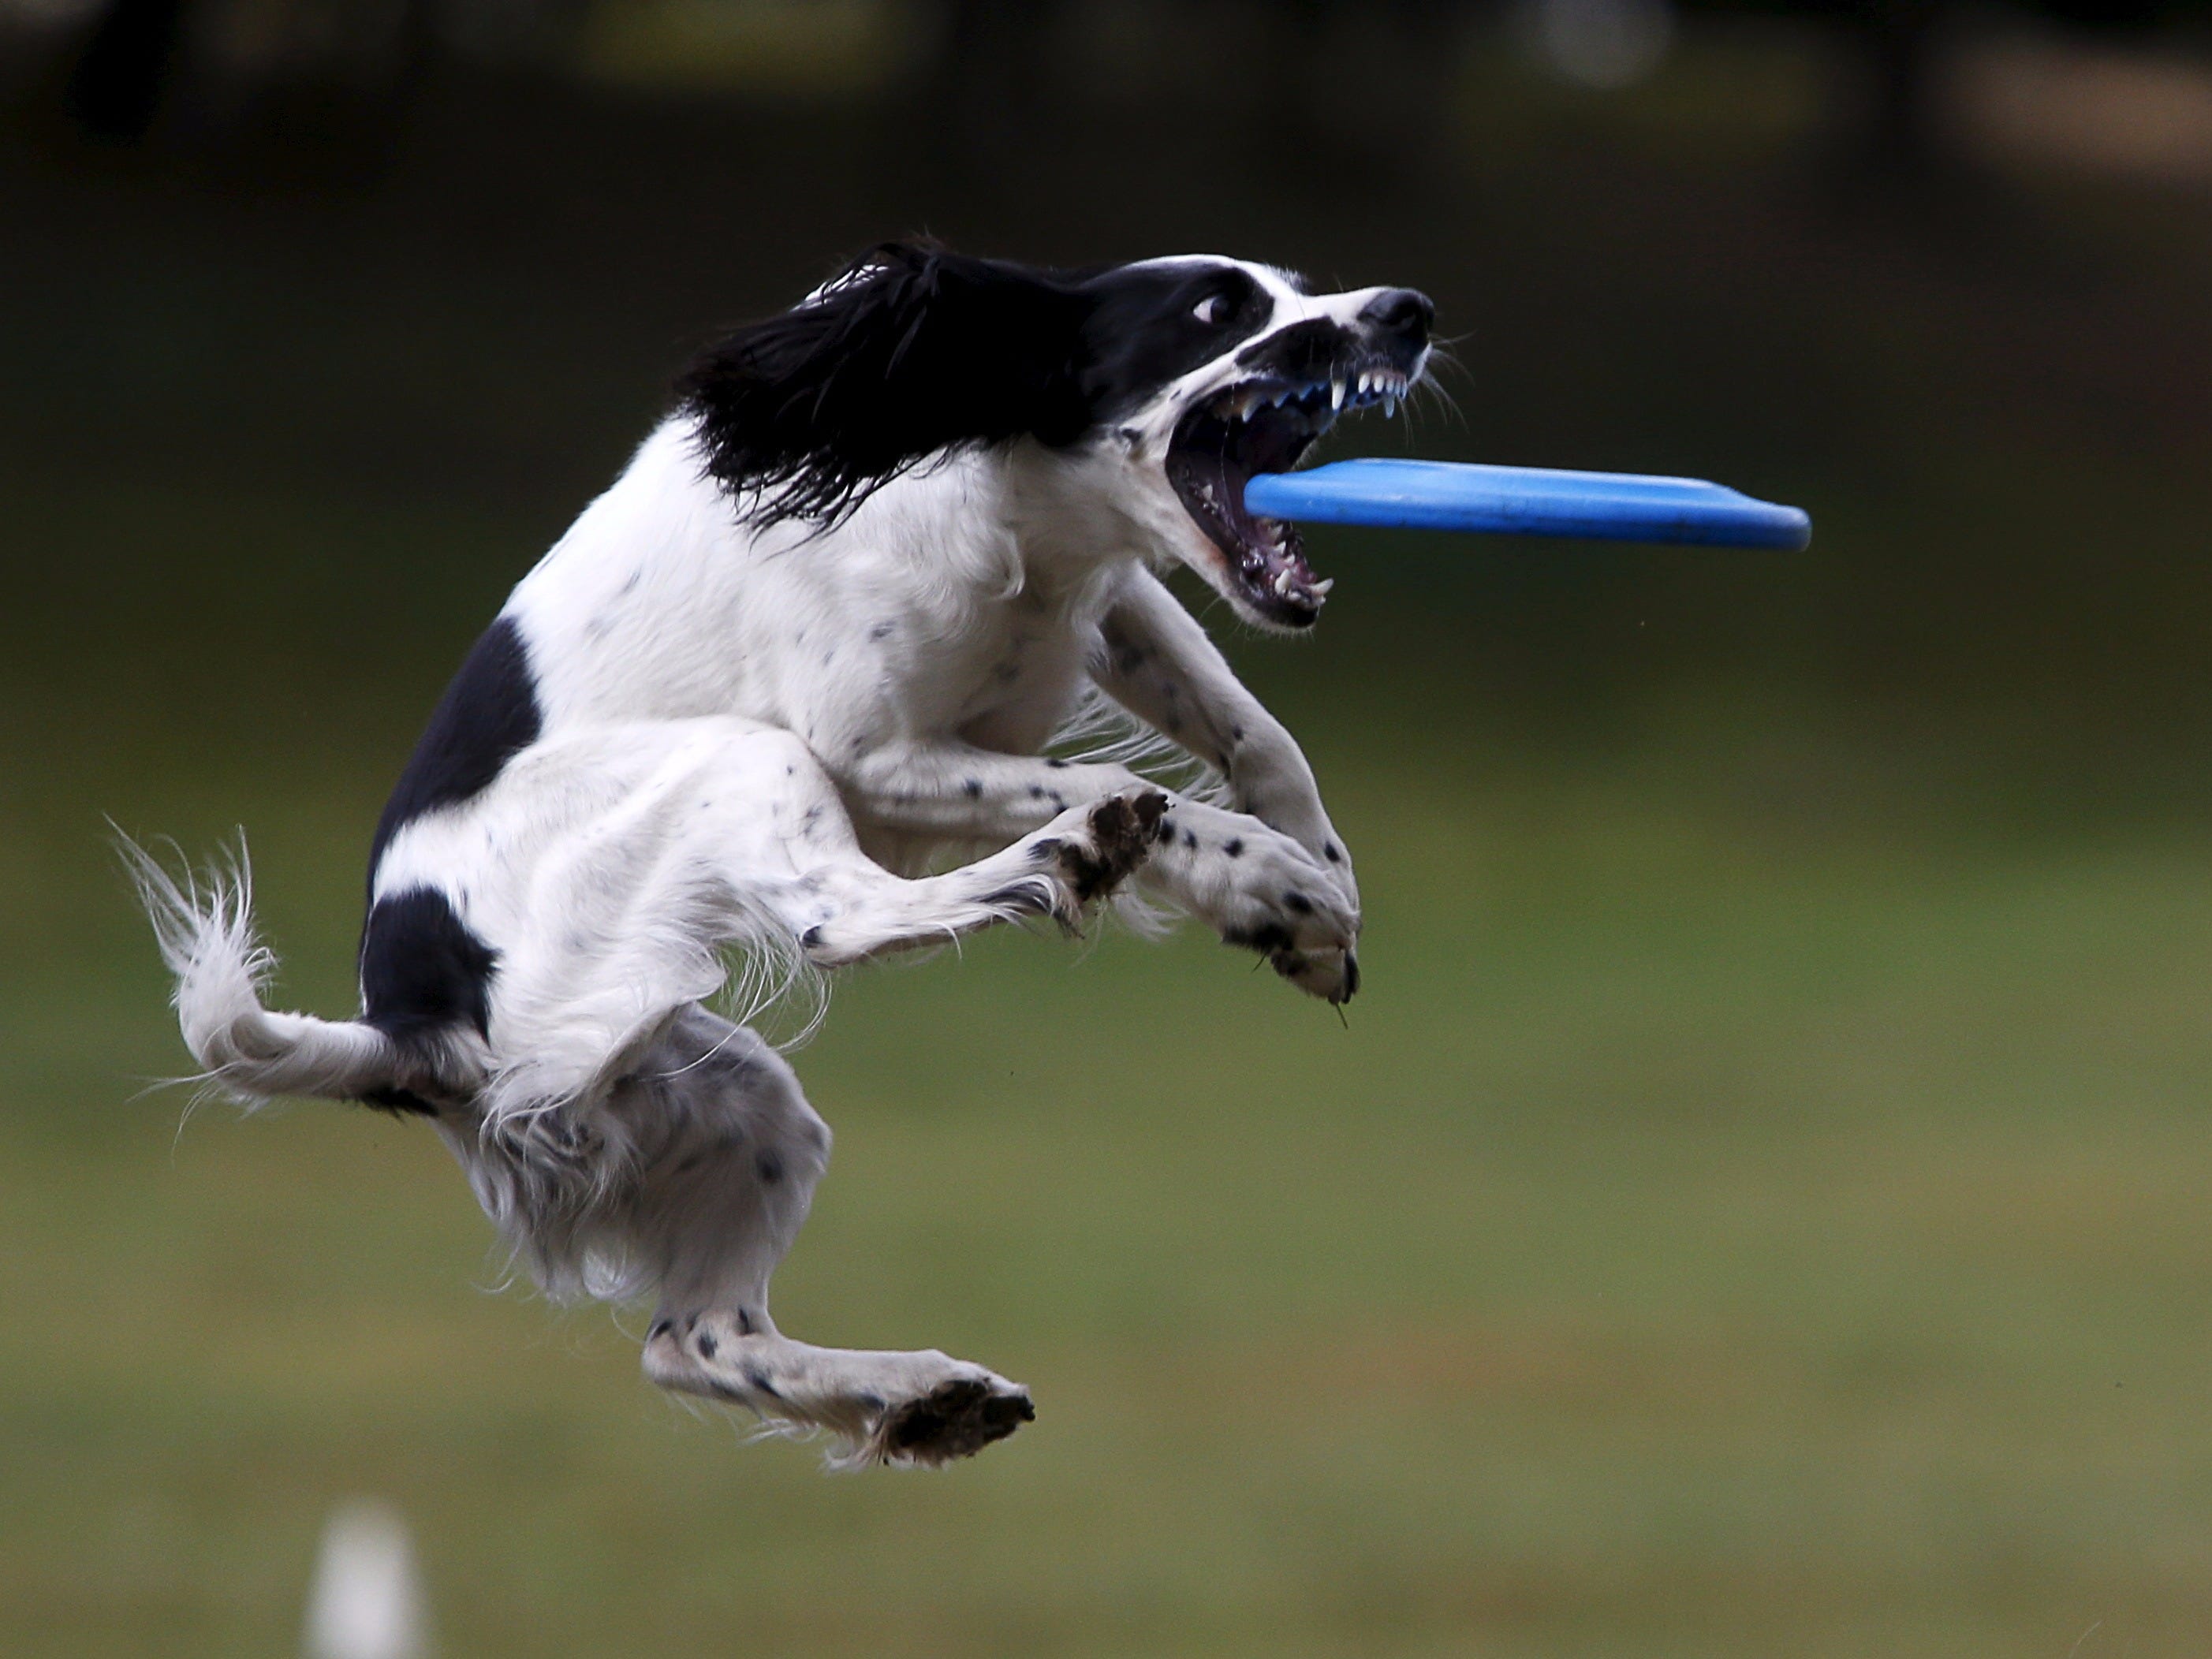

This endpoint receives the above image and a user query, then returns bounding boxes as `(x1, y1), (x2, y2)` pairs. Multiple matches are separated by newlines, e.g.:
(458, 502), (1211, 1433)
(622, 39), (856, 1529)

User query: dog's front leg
(1091, 572), (1362, 1002)
(837, 737), (1356, 998)
(1092, 574), (1356, 904)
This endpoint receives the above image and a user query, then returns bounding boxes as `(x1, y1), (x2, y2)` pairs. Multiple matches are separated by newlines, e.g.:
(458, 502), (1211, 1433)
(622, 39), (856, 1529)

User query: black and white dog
(132, 244), (1434, 1466)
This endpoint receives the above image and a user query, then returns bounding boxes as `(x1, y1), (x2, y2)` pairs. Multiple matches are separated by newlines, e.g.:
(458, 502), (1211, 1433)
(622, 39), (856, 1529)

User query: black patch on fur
(1046, 757), (1068, 769)
(1222, 837), (1243, 857)
(368, 615), (541, 874)
(1284, 891), (1314, 915)
(677, 242), (1097, 527)
(746, 1366), (782, 1401)
(963, 777), (983, 798)
(1077, 261), (1274, 422)
(737, 1308), (754, 1336)
(353, 621), (519, 1098)
(756, 1150), (783, 1185)
(647, 1319), (672, 1341)
(1323, 842), (1341, 863)
(696, 1331), (718, 1359)
(675, 243), (1288, 527)
(1232, 316), (1360, 386)
(360, 888), (499, 1042)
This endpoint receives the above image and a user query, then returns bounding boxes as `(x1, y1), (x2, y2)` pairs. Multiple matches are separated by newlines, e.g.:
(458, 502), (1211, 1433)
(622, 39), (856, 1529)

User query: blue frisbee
(1244, 458), (1811, 550)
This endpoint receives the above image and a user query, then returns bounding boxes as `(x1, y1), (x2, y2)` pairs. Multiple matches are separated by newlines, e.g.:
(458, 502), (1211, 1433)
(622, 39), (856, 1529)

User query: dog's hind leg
(778, 779), (1169, 968)
(621, 1008), (1034, 1467)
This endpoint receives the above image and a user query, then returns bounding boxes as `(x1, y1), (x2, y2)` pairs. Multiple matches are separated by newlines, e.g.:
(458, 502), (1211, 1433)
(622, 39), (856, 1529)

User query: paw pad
(1060, 791), (1169, 901)
(880, 1377), (1035, 1464)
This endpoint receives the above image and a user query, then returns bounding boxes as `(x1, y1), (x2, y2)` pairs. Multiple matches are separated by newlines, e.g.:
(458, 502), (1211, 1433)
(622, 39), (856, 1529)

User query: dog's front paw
(1148, 804), (1360, 995)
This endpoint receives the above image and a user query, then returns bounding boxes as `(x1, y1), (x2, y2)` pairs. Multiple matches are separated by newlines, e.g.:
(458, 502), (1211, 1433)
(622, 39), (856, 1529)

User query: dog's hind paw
(1049, 788), (1170, 904)
(869, 1372), (1035, 1467)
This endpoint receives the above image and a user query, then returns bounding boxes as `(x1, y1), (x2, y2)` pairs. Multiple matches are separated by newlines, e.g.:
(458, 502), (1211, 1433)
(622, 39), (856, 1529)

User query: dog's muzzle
(1165, 293), (1433, 628)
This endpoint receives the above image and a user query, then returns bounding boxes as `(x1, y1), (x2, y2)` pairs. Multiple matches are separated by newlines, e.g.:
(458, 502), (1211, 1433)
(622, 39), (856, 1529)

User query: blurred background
(6, 0), (2212, 1653)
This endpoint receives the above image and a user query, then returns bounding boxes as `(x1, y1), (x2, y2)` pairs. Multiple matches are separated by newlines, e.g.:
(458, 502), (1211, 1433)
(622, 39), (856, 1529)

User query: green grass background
(8, 462), (2212, 1657)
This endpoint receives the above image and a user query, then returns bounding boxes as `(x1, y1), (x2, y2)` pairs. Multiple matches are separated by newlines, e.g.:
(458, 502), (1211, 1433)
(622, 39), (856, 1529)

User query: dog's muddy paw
(1055, 788), (1169, 904)
(875, 1374), (1035, 1466)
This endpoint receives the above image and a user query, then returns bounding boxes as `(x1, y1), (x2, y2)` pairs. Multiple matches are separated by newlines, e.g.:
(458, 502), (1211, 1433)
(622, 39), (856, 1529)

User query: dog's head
(677, 243), (1434, 632)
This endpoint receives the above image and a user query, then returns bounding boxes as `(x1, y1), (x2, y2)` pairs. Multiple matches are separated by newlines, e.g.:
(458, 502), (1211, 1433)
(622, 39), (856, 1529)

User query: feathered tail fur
(119, 833), (405, 1107)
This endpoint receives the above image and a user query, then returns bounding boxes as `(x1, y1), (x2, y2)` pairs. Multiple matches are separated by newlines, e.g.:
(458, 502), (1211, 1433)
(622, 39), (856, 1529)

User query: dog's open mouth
(1165, 365), (1410, 628)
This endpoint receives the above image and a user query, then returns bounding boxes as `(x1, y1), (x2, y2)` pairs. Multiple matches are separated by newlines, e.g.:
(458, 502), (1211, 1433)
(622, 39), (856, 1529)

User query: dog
(129, 243), (1434, 1467)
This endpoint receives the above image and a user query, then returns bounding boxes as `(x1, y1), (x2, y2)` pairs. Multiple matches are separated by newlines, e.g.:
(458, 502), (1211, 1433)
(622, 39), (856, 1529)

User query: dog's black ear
(676, 242), (1096, 526)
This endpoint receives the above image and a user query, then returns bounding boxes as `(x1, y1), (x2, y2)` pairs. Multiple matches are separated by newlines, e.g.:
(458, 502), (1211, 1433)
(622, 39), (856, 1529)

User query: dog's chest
(895, 587), (1091, 753)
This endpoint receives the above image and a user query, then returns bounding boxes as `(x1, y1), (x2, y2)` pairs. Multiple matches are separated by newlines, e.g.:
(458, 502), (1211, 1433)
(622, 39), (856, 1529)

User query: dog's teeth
(1330, 378), (1345, 411)
(1274, 569), (1294, 598)
(1382, 395), (1397, 418)
(1311, 577), (1334, 598)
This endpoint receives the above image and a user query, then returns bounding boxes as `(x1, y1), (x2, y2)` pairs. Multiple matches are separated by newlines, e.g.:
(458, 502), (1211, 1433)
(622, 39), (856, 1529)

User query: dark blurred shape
(1683, 0), (2207, 178)
(919, 0), (1056, 181)
(1517, 0), (1678, 89)
(62, 0), (186, 140)
(27, 0), (2208, 194)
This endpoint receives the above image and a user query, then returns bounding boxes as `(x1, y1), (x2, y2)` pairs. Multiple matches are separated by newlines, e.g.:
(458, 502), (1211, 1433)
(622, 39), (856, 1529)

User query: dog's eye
(1192, 294), (1227, 326)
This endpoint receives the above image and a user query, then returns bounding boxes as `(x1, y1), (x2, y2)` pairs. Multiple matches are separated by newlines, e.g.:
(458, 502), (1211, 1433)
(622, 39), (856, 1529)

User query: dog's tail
(119, 833), (401, 1105)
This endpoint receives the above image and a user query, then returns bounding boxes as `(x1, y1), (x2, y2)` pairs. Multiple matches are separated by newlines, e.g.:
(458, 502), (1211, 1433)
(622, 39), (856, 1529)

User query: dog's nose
(1360, 288), (1434, 344)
